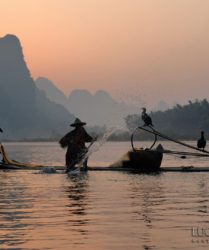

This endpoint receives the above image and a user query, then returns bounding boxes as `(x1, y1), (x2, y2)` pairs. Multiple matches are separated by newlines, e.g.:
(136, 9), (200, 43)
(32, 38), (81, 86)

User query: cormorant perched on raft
(141, 108), (153, 127)
(197, 131), (206, 150)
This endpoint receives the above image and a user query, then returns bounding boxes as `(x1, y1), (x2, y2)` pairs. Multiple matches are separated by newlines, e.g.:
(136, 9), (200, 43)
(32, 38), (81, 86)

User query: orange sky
(1, 0), (209, 108)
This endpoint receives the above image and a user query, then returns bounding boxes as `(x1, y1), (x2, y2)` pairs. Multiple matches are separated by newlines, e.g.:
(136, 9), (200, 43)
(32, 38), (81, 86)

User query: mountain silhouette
(35, 77), (138, 127)
(36, 77), (69, 108)
(68, 89), (121, 126)
(0, 34), (74, 139)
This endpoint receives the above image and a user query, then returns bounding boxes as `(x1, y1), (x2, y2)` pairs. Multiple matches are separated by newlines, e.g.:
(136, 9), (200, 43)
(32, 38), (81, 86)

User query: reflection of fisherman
(59, 118), (93, 172)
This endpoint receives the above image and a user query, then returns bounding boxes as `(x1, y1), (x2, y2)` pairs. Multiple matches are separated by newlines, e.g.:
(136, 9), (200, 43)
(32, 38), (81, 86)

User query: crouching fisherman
(59, 118), (94, 172)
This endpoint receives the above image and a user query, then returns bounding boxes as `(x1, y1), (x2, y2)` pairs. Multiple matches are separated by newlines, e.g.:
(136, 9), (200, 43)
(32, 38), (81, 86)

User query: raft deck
(1, 164), (209, 172)
(88, 166), (209, 172)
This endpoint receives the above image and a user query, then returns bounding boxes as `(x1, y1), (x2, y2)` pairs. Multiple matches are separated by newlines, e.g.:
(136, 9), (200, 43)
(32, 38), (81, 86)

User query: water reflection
(65, 173), (90, 237)
(128, 173), (164, 250)
(0, 172), (32, 247)
(2, 142), (209, 249)
(196, 176), (209, 215)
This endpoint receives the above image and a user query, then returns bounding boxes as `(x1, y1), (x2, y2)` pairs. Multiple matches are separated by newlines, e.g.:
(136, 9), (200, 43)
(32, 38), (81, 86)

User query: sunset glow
(1, 0), (209, 107)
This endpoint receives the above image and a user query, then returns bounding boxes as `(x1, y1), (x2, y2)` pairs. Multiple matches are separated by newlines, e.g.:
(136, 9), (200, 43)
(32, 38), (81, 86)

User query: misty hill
(36, 77), (69, 108)
(68, 89), (123, 126)
(153, 100), (170, 112)
(68, 89), (139, 127)
(35, 77), (138, 127)
(125, 99), (209, 139)
(0, 34), (74, 139)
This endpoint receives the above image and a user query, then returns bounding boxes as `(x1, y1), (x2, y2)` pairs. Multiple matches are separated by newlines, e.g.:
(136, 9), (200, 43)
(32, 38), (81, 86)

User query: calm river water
(0, 141), (209, 250)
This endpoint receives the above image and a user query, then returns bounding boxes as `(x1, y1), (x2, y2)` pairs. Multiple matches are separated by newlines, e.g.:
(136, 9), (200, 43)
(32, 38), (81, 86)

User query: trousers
(65, 147), (88, 171)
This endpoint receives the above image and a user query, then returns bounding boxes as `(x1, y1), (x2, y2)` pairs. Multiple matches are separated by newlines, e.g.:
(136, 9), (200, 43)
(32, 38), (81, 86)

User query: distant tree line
(125, 99), (209, 139)
(15, 99), (209, 142)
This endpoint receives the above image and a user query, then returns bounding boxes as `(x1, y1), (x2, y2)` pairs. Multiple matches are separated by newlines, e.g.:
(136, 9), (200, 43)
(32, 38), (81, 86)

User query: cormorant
(0, 128), (3, 133)
(197, 131), (206, 150)
(141, 108), (153, 127)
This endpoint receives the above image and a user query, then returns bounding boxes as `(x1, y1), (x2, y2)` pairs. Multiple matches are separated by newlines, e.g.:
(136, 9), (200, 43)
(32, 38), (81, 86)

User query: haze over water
(0, 142), (209, 249)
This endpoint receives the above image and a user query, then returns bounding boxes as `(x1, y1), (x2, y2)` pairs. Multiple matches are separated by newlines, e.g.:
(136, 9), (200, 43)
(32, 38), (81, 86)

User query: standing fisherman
(59, 118), (94, 172)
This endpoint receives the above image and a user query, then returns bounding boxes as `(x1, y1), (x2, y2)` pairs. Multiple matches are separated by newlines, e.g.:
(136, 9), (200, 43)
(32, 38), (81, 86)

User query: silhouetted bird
(141, 108), (153, 126)
(0, 128), (3, 133)
(197, 131), (206, 150)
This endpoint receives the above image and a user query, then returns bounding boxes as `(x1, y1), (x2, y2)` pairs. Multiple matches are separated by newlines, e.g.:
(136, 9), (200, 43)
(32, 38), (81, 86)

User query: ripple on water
(0, 142), (209, 249)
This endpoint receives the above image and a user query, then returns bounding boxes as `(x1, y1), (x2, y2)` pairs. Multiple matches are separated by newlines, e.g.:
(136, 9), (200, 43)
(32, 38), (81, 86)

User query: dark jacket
(59, 127), (93, 151)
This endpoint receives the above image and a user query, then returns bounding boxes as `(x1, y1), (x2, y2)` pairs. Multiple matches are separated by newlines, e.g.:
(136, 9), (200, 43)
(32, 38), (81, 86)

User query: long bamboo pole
(138, 126), (209, 155)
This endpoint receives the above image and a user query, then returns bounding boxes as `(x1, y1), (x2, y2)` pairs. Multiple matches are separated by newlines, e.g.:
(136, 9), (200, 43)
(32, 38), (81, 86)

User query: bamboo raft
(1, 164), (209, 173)
(1, 127), (209, 173)
(88, 166), (209, 172)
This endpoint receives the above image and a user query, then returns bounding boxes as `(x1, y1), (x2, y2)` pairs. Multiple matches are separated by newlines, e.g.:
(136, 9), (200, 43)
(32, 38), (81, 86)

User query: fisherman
(141, 107), (153, 127)
(197, 131), (206, 151)
(59, 118), (94, 172)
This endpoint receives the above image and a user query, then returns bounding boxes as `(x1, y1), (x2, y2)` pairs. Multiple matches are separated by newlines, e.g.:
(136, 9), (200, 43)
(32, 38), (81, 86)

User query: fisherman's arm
(81, 128), (94, 142)
(59, 131), (74, 147)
